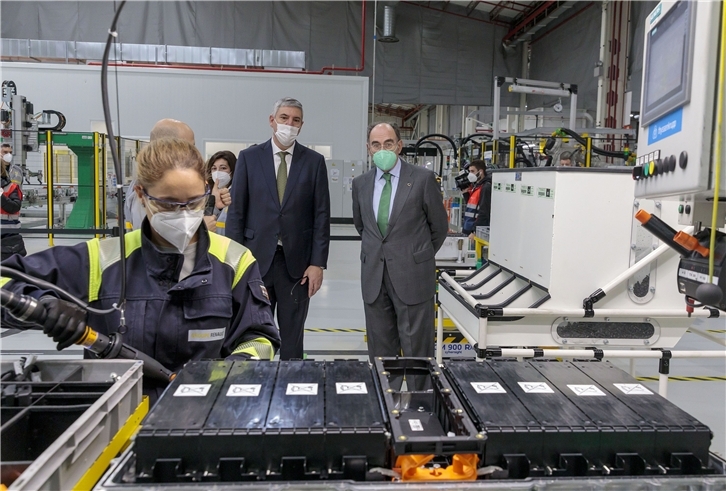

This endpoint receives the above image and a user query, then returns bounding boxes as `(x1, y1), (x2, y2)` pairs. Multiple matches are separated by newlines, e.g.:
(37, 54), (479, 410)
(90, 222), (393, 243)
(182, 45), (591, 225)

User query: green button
(678, 205), (684, 213)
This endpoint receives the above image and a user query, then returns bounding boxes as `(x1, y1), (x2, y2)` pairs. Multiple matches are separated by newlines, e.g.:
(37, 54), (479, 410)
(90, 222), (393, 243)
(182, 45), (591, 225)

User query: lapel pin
(407, 182), (412, 186)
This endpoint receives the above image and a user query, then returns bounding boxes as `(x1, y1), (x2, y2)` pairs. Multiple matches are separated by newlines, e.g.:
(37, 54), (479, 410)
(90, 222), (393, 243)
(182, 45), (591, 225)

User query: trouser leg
(263, 247), (308, 360)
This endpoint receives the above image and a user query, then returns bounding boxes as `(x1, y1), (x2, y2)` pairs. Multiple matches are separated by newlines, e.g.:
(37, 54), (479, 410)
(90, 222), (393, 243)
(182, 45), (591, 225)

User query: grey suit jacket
(352, 160), (449, 305)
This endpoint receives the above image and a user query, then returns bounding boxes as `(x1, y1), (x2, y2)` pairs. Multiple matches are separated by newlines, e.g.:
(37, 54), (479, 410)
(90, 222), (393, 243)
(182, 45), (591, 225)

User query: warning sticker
(493, 182), (502, 192)
(173, 384), (211, 397)
(286, 383), (318, 395)
(518, 382), (554, 394)
(470, 382), (507, 394)
(335, 382), (367, 395)
(409, 419), (424, 431)
(520, 185), (534, 196)
(227, 384), (262, 397)
(505, 183), (517, 193)
(537, 187), (554, 199)
(567, 384), (606, 397)
(613, 383), (653, 395)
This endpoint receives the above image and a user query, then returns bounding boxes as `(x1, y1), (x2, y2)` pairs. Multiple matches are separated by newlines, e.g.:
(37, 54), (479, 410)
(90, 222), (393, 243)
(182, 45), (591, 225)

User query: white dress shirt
(271, 139), (295, 177)
(373, 159), (401, 221)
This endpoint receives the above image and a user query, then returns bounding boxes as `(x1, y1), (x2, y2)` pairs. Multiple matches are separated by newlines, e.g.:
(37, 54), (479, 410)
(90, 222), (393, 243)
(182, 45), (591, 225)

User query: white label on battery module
(568, 384), (606, 397)
(335, 382), (367, 394)
(173, 384), (211, 397)
(227, 384), (262, 397)
(613, 383), (653, 395)
(471, 382), (507, 394)
(286, 383), (318, 395)
(409, 419), (424, 431)
(518, 382), (554, 394)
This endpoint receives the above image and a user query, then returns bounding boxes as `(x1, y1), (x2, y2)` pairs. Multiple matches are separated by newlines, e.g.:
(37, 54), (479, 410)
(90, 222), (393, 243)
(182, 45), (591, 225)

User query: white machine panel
(634, 1), (724, 201)
(490, 168), (635, 304)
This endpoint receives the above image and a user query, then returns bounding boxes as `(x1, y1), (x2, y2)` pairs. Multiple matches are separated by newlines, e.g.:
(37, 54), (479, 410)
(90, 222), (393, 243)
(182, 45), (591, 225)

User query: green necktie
(377, 172), (392, 236)
(277, 151), (288, 204)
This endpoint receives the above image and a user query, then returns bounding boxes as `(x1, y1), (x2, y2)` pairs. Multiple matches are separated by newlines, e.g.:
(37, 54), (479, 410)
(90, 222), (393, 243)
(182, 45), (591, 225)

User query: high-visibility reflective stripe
(208, 232), (254, 288)
(232, 337), (274, 360)
(0, 277), (11, 288)
(88, 230), (143, 302)
(234, 250), (256, 288)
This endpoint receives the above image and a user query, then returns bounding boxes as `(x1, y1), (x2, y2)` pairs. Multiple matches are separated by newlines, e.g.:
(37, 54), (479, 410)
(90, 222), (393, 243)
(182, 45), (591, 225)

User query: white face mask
(149, 208), (204, 253)
(211, 170), (231, 188)
(274, 123), (299, 147)
(2, 153), (12, 164)
(467, 172), (478, 183)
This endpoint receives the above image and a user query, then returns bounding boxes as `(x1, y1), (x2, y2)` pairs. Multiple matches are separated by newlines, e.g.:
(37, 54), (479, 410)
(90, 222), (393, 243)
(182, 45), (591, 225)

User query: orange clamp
(394, 454), (479, 481)
(674, 231), (710, 257)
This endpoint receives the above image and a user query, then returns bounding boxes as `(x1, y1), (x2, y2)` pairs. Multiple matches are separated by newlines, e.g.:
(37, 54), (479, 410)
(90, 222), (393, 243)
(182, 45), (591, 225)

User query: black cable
(38, 110), (66, 132)
(416, 141), (444, 176)
(101, 1), (128, 320)
(0, 266), (116, 315)
(557, 127), (631, 160)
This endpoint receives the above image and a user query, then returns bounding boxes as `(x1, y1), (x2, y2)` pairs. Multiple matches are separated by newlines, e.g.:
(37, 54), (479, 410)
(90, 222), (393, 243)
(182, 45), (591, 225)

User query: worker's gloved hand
(226, 352), (252, 362)
(38, 296), (88, 350)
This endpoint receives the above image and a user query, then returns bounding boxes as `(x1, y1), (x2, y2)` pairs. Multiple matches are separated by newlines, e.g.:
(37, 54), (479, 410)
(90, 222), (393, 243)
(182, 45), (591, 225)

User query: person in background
(1, 143), (11, 158)
(352, 122), (448, 388)
(206, 150), (236, 236)
(124, 119), (231, 232)
(1, 151), (26, 261)
(226, 97), (330, 360)
(559, 151), (573, 167)
(461, 159), (492, 239)
(1, 138), (280, 404)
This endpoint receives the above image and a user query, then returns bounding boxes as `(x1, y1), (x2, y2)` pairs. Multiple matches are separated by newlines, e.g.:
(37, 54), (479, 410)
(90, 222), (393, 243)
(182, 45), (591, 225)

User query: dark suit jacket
(226, 139), (330, 278)
(352, 160), (448, 305)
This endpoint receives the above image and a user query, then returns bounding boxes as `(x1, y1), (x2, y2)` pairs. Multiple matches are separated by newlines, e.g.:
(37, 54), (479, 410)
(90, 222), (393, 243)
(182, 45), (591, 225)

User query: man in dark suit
(352, 123), (448, 375)
(226, 97), (330, 360)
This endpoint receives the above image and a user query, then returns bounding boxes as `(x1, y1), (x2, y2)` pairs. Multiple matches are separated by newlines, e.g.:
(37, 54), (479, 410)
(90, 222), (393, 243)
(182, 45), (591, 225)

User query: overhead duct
(379, 6), (400, 43)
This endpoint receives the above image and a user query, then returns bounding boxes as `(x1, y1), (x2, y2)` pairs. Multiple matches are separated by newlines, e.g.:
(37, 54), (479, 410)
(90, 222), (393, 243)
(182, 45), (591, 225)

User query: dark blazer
(352, 160), (448, 305)
(226, 139), (330, 278)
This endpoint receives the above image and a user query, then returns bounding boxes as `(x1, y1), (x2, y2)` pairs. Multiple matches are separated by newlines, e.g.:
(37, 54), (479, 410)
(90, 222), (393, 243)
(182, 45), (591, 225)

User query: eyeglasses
(142, 187), (210, 213)
(369, 140), (399, 151)
(276, 114), (303, 126)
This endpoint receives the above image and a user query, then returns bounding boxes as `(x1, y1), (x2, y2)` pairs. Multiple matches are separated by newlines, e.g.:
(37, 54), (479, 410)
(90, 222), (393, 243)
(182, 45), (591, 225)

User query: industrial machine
(326, 159), (363, 220)
(630, 0), (726, 308)
(1, 80), (65, 186)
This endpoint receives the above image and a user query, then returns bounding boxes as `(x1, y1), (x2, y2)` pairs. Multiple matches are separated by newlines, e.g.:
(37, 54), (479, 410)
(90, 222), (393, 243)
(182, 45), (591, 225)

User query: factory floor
(1, 225), (725, 458)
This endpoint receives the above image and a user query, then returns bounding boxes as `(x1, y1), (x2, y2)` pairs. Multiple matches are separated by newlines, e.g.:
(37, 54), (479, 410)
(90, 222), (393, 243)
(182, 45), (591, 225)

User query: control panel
(633, 1), (724, 209)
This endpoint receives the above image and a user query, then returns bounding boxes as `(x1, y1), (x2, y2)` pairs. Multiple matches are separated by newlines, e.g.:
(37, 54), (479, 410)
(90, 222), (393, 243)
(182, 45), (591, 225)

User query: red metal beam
(489, 1), (511, 21)
(529, 2), (594, 44)
(503, 1), (557, 44)
(401, 1), (509, 27)
(465, 1), (479, 17)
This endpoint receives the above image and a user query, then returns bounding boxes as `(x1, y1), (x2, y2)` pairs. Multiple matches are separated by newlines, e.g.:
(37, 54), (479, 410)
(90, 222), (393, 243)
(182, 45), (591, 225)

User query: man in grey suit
(352, 122), (448, 376)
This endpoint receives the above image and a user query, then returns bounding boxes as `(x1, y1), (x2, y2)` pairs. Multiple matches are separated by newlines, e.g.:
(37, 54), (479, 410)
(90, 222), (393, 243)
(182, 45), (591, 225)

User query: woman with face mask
(1, 138), (280, 404)
(206, 150), (236, 236)
(1, 153), (27, 261)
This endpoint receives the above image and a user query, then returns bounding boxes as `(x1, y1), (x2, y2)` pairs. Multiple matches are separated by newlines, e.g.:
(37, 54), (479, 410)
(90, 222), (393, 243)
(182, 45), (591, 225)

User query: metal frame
(492, 76), (578, 144)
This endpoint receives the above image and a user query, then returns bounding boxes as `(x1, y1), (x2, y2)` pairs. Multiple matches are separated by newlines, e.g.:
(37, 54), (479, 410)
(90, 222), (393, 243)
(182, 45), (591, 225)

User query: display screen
(642, 1), (693, 124)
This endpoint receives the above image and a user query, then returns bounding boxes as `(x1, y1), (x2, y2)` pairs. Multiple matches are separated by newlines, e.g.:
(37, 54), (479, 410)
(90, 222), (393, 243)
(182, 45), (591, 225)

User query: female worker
(1, 138), (280, 402)
(206, 150), (236, 236)
(1, 152), (27, 261)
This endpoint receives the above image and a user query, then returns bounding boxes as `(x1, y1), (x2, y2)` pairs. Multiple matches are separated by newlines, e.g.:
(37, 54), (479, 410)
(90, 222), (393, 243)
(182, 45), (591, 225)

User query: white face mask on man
(274, 124), (299, 147)
(149, 208), (205, 253)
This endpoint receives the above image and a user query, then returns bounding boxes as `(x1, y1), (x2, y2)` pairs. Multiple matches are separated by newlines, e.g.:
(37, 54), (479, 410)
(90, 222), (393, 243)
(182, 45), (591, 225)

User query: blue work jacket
(2, 221), (280, 398)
